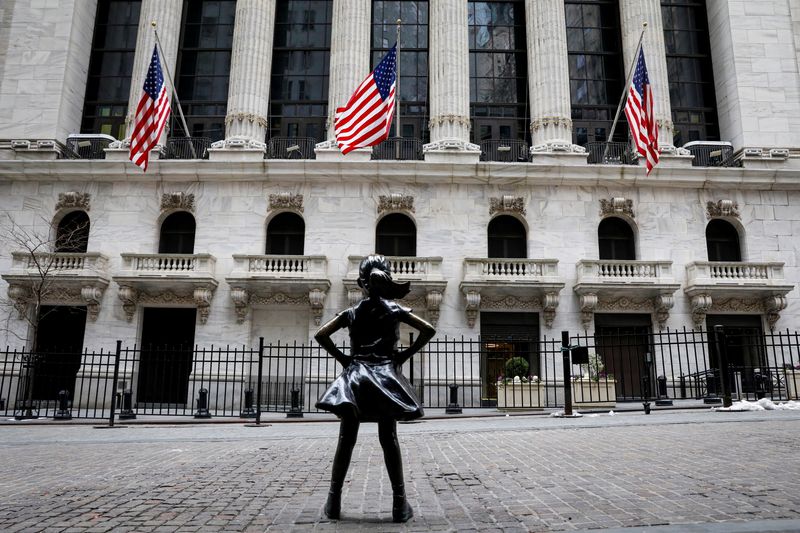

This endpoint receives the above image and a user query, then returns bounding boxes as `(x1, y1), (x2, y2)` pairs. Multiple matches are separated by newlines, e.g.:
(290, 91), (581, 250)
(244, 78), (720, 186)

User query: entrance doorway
(480, 312), (539, 404)
(595, 314), (653, 400)
(31, 305), (87, 401)
(137, 308), (196, 405)
(706, 315), (764, 394)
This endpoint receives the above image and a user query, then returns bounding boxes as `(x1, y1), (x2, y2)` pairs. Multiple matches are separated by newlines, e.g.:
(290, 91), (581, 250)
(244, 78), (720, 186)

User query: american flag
(624, 47), (659, 174)
(335, 45), (396, 155)
(130, 45), (171, 172)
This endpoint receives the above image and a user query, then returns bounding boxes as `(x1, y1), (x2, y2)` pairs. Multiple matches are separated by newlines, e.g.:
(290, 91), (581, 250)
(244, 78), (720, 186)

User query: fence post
(562, 331), (573, 416)
(255, 337), (264, 425)
(108, 340), (121, 428)
(713, 325), (732, 408)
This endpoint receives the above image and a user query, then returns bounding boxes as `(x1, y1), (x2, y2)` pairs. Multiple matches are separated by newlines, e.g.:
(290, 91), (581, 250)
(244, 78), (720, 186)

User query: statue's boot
(324, 489), (341, 520)
(392, 484), (413, 523)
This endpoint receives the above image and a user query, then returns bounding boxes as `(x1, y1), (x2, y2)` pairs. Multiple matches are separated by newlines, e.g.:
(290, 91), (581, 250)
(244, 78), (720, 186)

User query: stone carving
(706, 200), (740, 219)
(378, 194), (414, 214)
(579, 293), (598, 331)
(7, 284), (30, 320)
(543, 292), (559, 329)
(690, 294), (713, 330)
(426, 290), (443, 326)
(269, 193), (304, 212)
(530, 116), (572, 132)
(230, 287), (249, 324)
(118, 286), (138, 322)
(225, 112), (268, 129)
(428, 114), (471, 129)
(654, 294), (675, 331)
(80, 286), (105, 322)
(161, 192), (195, 213)
(251, 293), (310, 306)
(764, 295), (788, 330)
(56, 192), (91, 211)
(347, 288), (364, 307)
(481, 295), (543, 311)
(600, 197), (634, 218)
(193, 287), (214, 325)
(489, 196), (526, 216)
(309, 288), (327, 325)
(464, 291), (481, 328)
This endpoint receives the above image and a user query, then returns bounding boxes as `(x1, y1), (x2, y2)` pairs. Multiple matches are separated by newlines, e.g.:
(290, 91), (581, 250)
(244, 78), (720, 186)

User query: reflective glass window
(376, 214), (417, 257)
(488, 215), (526, 258)
(266, 213), (306, 255)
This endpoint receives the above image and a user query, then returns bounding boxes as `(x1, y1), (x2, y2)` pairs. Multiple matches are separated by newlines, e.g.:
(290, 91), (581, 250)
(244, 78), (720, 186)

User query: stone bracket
(7, 282), (106, 322)
(230, 287), (328, 326)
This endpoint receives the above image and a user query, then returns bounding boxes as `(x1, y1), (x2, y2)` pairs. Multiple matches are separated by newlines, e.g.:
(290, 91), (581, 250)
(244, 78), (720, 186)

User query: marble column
(525, 0), (585, 158)
(109, 0), (182, 153)
(210, 0), (276, 159)
(314, 0), (371, 160)
(619, 0), (679, 154)
(423, 0), (480, 162)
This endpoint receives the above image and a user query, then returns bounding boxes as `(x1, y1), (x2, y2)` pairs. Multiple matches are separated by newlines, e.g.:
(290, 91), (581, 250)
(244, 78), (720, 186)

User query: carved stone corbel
(690, 294), (713, 330)
(161, 192), (195, 213)
(706, 199), (740, 219)
(426, 290), (443, 326)
(269, 193), (304, 212)
(489, 196), (526, 216)
(118, 286), (138, 322)
(465, 291), (481, 328)
(600, 197), (634, 218)
(764, 295), (788, 331)
(230, 287), (249, 324)
(347, 288), (364, 307)
(654, 294), (674, 330)
(543, 292), (559, 329)
(309, 288), (326, 326)
(56, 192), (91, 211)
(7, 284), (29, 320)
(193, 287), (213, 324)
(579, 293), (598, 331)
(81, 286), (105, 322)
(378, 193), (414, 214)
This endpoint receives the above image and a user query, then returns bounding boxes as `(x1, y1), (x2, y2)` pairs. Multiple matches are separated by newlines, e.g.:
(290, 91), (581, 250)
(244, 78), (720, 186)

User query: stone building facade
(0, 0), (798, 407)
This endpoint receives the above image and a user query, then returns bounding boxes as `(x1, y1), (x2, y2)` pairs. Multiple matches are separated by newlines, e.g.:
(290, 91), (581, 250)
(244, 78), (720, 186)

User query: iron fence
(586, 141), (637, 165)
(479, 140), (531, 163)
(163, 137), (211, 160)
(1, 327), (798, 420)
(683, 141), (739, 167)
(267, 137), (317, 159)
(371, 137), (424, 161)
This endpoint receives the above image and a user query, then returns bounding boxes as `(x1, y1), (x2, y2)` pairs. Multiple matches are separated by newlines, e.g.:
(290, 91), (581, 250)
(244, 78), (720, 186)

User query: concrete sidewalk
(1, 409), (799, 532)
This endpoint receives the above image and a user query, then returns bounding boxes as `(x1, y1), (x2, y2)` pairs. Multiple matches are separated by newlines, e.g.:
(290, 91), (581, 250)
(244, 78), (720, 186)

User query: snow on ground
(712, 398), (800, 411)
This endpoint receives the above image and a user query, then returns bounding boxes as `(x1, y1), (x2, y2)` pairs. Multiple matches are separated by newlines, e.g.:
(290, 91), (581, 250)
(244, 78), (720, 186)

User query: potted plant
(784, 363), (800, 400)
(496, 357), (543, 409)
(572, 353), (616, 408)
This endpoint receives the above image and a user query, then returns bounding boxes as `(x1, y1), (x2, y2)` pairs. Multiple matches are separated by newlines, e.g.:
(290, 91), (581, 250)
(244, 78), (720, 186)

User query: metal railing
(479, 140), (530, 163)
(267, 137), (317, 159)
(371, 137), (424, 160)
(684, 141), (737, 167)
(163, 137), (211, 160)
(2, 327), (798, 420)
(65, 134), (116, 160)
(586, 141), (637, 165)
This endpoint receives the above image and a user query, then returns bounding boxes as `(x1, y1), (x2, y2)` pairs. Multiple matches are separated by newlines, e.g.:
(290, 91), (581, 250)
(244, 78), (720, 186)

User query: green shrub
(504, 357), (529, 379)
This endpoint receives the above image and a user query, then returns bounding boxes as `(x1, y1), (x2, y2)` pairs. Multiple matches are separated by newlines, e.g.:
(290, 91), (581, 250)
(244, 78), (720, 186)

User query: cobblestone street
(1, 409), (800, 532)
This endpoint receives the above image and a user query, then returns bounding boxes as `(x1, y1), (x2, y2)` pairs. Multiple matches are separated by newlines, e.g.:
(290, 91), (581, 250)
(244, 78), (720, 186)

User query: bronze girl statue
(314, 255), (435, 522)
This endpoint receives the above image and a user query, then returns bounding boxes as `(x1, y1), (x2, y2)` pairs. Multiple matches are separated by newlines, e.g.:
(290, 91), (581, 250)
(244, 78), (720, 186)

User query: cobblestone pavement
(1, 409), (800, 532)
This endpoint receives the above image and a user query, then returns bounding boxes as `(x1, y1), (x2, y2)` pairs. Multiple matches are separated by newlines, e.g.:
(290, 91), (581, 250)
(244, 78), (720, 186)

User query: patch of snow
(712, 399), (800, 411)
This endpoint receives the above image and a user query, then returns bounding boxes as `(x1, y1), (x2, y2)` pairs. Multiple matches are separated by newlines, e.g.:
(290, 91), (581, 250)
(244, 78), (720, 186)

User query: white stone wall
(0, 170), (797, 351)
(0, 0), (96, 140)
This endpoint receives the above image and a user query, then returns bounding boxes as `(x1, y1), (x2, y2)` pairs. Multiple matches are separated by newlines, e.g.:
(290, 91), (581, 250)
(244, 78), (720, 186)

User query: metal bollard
(53, 390), (72, 420)
(194, 388), (212, 419)
(119, 389), (136, 420)
(240, 387), (256, 418)
(287, 386), (303, 418)
(655, 375), (673, 406)
(445, 383), (462, 414)
(754, 371), (767, 400)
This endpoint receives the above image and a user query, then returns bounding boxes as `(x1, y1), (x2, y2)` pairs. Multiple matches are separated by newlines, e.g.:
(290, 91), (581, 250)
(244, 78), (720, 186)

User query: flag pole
(395, 19), (401, 159)
(603, 21), (647, 162)
(151, 21), (197, 158)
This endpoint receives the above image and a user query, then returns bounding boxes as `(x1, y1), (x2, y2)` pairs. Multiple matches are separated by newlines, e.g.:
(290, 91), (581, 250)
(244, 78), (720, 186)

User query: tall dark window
(174, 0), (235, 142)
(565, 0), (626, 146)
(266, 213), (305, 255)
(468, 1), (528, 143)
(598, 217), (635, 260)
(159, 212), (196, 254)
(55, 211), (91, 253)
(81, 1), (141, 138)
(488, 215), (526, 258)
(270, 1), (333, 143)
(372, 1), (428, 140)
(706, 219), (741, 261)
(376, 214), (417, 256)
(662, 0), (720, 146)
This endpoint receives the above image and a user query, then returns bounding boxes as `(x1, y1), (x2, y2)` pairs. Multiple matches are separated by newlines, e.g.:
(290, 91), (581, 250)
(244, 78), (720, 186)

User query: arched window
(376, 213), (417, 257)
(598, 217), (635, 260)
(488, 215), (526, 258)
(159, 212), (196, 254)
(266, 212), (305, 255)
(706, 219), (741, 261)
(55, 211), (90, 253)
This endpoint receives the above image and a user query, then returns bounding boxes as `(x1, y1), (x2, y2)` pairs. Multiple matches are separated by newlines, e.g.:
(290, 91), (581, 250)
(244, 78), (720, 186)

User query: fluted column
(314, 0), (371, 159)
(214, 0), (276, 152)
(619, 0), (677, 153)
(525, 0), (584, 155)
(423, 0), (480, 162)
(122, 0), (182, 146)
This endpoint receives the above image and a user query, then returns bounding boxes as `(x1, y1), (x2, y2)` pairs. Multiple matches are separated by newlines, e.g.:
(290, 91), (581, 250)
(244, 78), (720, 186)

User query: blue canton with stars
(373, 45), (397, 100)
(632, 48), (649, 96)
(144, 45), (165, 100)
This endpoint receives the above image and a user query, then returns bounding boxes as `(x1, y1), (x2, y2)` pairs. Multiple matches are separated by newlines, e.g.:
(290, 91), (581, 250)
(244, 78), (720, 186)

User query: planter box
(496, 382), (543, 409)
(785, 370), (800, 400)
(572, 379), (616, 408)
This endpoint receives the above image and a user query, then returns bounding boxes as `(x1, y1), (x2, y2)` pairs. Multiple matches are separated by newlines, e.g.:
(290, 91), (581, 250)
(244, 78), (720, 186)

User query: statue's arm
(314, 312), (351, 367)
(395, 312), (435, 366)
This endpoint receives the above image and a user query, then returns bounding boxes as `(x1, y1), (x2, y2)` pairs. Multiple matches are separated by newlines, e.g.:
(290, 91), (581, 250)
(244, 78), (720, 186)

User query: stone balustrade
(576, 260), (674, 284)
(120, 253), (216, 277)
(685, 261), (786, 285)
(232, 255), (327, 278)
(11, 251), (108, 274)
(463, 258), (560, 282)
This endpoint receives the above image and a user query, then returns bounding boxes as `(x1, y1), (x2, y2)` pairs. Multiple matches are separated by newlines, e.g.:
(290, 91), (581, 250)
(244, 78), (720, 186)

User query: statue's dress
(316, 298), (424, 422)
